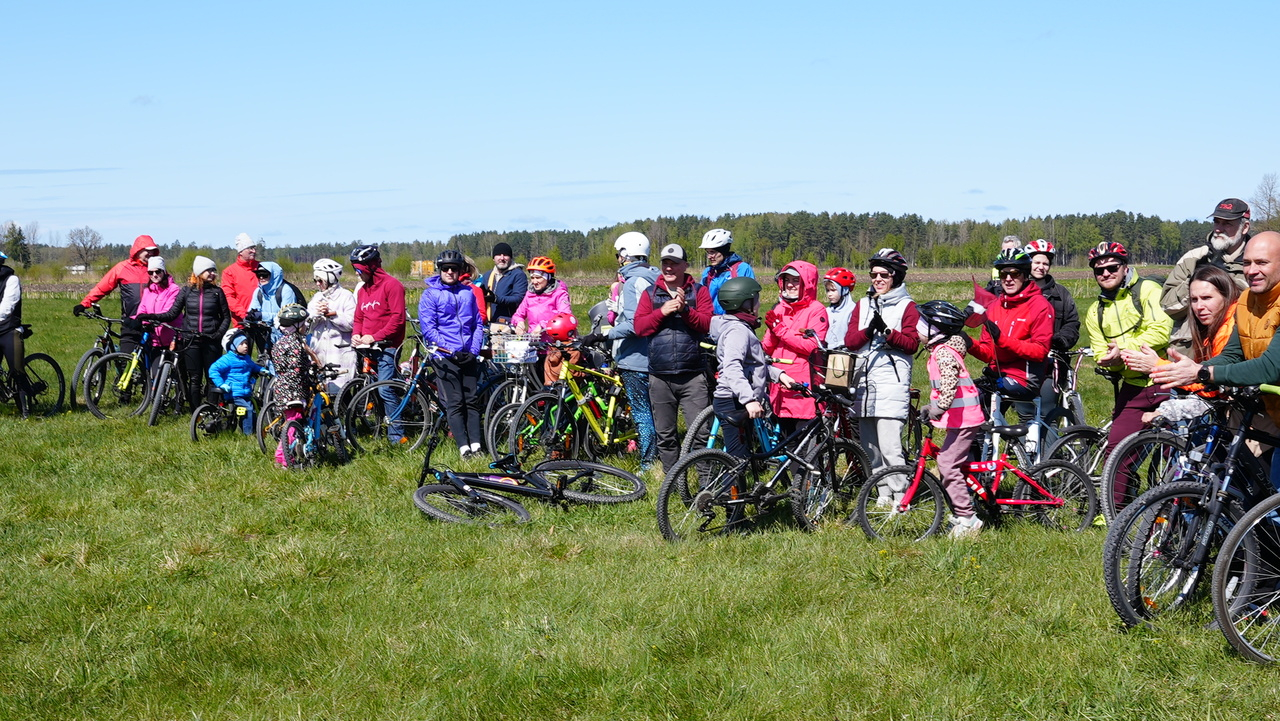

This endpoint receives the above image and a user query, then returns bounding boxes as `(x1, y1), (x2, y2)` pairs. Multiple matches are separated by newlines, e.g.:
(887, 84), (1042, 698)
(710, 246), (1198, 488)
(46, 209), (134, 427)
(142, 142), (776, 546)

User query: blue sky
(4, 1), (1277, 248)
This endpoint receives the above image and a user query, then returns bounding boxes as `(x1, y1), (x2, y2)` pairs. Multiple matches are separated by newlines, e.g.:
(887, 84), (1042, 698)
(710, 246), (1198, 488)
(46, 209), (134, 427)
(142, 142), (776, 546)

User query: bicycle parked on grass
(278, 363), (352, 469)
(412, 431), (646, 525)
(0, 325), (65, 418)
(70, 303), (120, 410)
(143, 326), (190, 427)
(343, 339), (445, 454)
(1212, 487), (1280, 663)
(83, 322), (181, 421)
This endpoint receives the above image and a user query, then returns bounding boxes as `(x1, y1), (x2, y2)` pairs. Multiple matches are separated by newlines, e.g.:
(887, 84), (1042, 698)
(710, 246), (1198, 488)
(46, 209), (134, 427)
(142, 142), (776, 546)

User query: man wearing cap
(633, 243), (713, 472)
(223, 232), (262, 328)
(73, 234), (159, 353)
(1161, 198), (1251, 354)
(478, 242), (527, 326)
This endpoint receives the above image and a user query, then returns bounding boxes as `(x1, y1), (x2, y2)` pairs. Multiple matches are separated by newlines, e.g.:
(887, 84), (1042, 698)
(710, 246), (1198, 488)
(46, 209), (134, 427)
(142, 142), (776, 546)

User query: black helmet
(917, 300), (969, 335)
(436, 249), (466, 268)
(350, 244), (380, 265)
(717, 277), (763, 313)
(868, 248), (908, 273)
(277, 303), (310, 328)
(993, 248), (1032, 272)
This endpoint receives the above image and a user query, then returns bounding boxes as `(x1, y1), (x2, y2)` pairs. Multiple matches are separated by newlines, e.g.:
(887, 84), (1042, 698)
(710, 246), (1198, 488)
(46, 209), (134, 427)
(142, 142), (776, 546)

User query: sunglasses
(998, 269), (1024, 279)
(148, 270), (164, 275)
(1093, 264), (1123, 277)
(869, 271), (894, 279)
(439, 265), (462, 273)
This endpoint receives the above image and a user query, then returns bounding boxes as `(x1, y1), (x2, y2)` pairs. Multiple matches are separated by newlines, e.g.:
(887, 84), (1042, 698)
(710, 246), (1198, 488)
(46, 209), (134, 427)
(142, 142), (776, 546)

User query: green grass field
(4, 284), (1279, 720)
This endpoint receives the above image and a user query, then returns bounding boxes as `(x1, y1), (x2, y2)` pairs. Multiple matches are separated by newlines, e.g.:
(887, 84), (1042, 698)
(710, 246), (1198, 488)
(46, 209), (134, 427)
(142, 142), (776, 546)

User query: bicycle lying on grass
(412, 431), (647, 525)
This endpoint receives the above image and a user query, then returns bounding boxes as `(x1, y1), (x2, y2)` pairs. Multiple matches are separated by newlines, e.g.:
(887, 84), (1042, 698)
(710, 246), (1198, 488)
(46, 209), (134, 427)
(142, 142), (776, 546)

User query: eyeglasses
(148, 270), (164, 275)
(1093, 264), (1123, 277)
(869, 271), (893, 279)
(439, 265), (462, 273)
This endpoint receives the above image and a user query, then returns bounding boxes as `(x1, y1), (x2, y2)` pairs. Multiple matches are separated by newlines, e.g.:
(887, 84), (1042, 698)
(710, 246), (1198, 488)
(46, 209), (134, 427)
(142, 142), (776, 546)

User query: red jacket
(762, 261), (829, 418)
(354, 267), (407, 347)
(79, 234), (155, 318)
(222, 256), (261, 326)
(969, 279), (1055, 386)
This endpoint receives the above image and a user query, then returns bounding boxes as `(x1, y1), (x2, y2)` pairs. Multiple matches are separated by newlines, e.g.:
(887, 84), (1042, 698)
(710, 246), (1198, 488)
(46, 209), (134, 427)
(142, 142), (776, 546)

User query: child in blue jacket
(208, 332), (267, 434)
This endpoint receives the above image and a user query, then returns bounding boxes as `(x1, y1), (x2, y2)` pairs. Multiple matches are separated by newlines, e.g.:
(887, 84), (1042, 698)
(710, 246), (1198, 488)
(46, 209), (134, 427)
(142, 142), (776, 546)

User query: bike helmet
(349, 244), (380, 265)
(868, 248), (908, 273)
(699, 228), (733, 250)
(822, 267), (856, 289)
(916, 300), (969, 335)
(527, 256), (556, 275)
(312, 258), (343, 285)
(1024, 239), (1055, 259)
(717, 277), (763, 313)
(992, 248), (1033, 272)
(546, 312), (578, 342)
(613, 231), (650, 259)
(277, 303), (309, 328)
(1087, 241), (1129, 267)
(435, 249), (466, 268)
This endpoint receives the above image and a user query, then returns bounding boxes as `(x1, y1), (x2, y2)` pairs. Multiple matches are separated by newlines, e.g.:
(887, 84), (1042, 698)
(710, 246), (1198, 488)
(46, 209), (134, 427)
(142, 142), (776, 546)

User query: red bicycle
(853, 423), (1097, 541)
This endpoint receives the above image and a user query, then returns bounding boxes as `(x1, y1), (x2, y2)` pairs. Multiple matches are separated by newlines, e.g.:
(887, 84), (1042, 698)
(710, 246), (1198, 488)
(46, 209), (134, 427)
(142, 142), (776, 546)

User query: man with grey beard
(1161, 198), (1251, 353)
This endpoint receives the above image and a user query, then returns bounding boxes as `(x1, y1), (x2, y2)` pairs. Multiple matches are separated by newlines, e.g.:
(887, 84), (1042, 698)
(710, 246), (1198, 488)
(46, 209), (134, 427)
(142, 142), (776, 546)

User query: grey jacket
(607, 261), (660, 372)
(710, 315), (782, 405)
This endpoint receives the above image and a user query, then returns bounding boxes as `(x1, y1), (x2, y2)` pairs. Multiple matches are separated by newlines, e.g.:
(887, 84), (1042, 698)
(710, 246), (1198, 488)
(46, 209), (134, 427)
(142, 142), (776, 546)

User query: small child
(822, 267), (857, 348)
(269, 304), (317, 465)
(916, 300), (987, 538)
(208, 332), (267, 434)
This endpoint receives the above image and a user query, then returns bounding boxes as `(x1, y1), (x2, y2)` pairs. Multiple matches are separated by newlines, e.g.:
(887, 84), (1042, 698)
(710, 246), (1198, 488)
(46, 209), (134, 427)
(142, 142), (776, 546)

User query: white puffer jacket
(307, 284), (357, 394)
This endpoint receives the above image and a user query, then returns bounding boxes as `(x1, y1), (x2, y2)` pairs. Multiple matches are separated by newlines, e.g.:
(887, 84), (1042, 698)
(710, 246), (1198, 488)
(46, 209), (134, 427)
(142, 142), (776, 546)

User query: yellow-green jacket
(1084, 270), (1173, 388)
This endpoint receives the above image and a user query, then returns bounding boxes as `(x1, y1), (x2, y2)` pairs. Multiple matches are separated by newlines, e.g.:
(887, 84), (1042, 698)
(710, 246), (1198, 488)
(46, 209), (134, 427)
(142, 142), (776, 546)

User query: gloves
(866, 312), (887, 335)
(72, 304), (86, 317)
(919, 403), (944, 422)
(245, 309), (263, 323)
(135, 313), (158, 322)
(452, 351), (475, 366)
(605, 297), (621, 314)
(580, 332), (607, 347)
(121, 317), (142, 332)
(765, 309), (782, 328)
(984, 320), (1001, 343)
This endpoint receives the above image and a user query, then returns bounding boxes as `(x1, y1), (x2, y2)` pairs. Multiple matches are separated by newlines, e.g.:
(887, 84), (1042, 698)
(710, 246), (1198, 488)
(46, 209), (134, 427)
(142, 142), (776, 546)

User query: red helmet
(1024, 239), (1055, 258)
(546, 312), (578, 341)
(1087, 241), (1129, 267)
(823, 267), (856, 288)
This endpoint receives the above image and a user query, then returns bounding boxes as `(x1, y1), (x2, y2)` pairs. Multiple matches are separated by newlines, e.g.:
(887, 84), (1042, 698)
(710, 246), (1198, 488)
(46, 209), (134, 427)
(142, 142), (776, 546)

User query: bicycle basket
(810, 348), (861, 389)
(491, 333), (539, 364)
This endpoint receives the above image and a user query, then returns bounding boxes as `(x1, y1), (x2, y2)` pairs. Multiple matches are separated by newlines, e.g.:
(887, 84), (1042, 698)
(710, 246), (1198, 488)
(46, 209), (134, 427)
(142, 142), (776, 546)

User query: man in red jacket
(73, 234), (158, 353)
(968, 248), (1056, 449)
(222, 232), (261, 330)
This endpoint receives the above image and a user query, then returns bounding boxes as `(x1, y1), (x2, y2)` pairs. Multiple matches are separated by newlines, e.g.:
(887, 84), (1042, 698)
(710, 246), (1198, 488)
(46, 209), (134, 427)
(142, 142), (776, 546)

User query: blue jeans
(376, 348), (403, 441)
(232, 396), (255, 435)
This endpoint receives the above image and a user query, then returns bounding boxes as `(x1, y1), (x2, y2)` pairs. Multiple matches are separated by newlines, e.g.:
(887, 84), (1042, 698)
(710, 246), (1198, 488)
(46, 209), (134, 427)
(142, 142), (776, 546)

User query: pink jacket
(512, 280), (571, 340)
(762, 260), (829, 418)
(135, 279), (182, 347)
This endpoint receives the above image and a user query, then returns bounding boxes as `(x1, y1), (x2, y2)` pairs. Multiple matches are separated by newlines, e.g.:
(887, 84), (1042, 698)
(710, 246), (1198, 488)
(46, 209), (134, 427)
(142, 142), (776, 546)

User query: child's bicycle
(278, 364), (352, 469)
(71, 303), (120, 410)
(190, 385), (265, 442)
(412, 431), (646, 526)
(854, 423), (1097, 541)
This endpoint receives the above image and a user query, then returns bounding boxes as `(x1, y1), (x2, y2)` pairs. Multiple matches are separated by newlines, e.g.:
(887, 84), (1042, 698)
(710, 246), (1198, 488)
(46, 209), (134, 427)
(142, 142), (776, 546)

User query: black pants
(181, 336), (220, 410)
(713, 396), (754, 459)
(650, 371), (710, 472)
(0, 330), (27, 412)
(432, 356), (482, 449)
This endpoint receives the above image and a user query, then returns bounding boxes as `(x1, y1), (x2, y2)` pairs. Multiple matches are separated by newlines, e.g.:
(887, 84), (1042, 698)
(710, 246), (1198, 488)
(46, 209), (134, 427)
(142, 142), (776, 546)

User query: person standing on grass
(479, 242), (527, 327)
(132, 256), (182, 366)
(139, 256), (231, 411)
(307, 259), (356, 395)
(420, 249), (485, 458)
(350, 244), (407, 441)
(247, 261), (300, 344)
(511, 256), (572, 386)
(700, 228), (756, 315)
(271, 304), (317, 466)
(763, 260), (829, 434)
(74, 234), (158, 354)
(634, 243), (713, 473)
(223, 232), (262, 330)
(0, 250), (29, 417)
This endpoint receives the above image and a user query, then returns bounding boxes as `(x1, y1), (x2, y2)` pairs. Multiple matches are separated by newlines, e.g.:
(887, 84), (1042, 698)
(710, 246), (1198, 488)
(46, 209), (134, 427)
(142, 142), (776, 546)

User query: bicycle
(278, 364), (352, 469)
(1043, 361), (1119, 491)
(481, 332), (542, 455)
(190, 389), (258, 442)
(853, 423), (1097, 541)
(70, 303), (120, 410)
(412, 432), (647, 526)
(1101, 385), (1280, 628)
(0, 325), (65, 418)
(83, 324), (178, 420)
(343, 339), (445, 454)
(1212, 487), (1280, 663)
(144, 326), (191, 427)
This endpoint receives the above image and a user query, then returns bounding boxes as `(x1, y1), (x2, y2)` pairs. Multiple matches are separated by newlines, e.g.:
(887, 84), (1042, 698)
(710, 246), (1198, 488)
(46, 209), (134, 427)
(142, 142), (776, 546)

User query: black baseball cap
(1211, 198), (1250, 221)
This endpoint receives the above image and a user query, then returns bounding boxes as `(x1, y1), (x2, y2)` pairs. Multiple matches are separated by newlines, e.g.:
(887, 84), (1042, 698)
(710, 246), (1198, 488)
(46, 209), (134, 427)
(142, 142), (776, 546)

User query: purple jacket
(418, 275), (484, 355)
(511, 280), (571, 340)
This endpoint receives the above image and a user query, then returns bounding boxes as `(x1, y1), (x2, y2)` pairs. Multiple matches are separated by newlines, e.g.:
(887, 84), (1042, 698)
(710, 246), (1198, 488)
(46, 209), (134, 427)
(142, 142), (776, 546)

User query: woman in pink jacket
(512, 257), (572, 338)
(762, 260), (829, 427)
(133, 256), (182, 357)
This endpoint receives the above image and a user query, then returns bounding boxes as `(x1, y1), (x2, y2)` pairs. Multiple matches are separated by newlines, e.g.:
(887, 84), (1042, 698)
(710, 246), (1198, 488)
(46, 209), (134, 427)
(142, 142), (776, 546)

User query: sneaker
(950, 515), (984, 539)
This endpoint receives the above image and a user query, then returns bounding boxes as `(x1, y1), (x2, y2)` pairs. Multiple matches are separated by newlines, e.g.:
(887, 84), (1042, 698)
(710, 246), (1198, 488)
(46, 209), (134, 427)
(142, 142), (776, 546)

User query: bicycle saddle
(991, 424), (1029, 439)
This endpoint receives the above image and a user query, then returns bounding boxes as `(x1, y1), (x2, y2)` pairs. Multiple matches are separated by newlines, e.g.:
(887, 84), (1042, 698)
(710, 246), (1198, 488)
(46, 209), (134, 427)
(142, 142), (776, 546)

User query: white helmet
(700, 228), (733, 249)
(614, 231), (650, 259)
(313, 258), (344, 286)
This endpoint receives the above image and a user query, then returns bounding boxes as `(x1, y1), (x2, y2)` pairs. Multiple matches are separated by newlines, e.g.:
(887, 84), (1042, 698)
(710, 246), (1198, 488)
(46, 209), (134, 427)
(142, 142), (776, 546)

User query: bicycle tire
(413, 484), (531, 525)
(256, 400), (283, 455)
(791, 438), (870, 532)
(656, 448), (756, 541)
(146, 361), (178, 427)
(1045, 425), (1106, 484)
(580, 387), (636, 461)
(83, 352), (151, 420)
(280, 419), (310, 470)
(482, 378), (531, 452)
(485, 401), (522, 460)
(189, 403), (227, 442)
(345, 380), (438, 454)
(1069, 392), (1088, 429)
(855, 465), (947, 541)
(327, 423), (351, 465)
(532, 459), (646, 504)
(1100, 429), (1188, 521)
(1012, 459), (1098, 532)
(1212, 492), (1280, 663)
(1101, 480), (1242, 628)
(333, 373), (367, 416)
(71, 347), (104, 410)
(18, 353), (66, 417)
(680, 405), (723, 456)
(510, 392), (579, 465)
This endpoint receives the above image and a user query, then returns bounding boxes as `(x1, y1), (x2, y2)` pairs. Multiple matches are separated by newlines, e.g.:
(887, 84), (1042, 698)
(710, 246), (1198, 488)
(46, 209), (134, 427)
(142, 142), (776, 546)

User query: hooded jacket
(1035, 274), (1081, 351)
(79, 234), (154, 318)
(248, 262), (299, 335)
(710, 315), (782, 405)
(845, 284), (920, 419)
(353, 266), (406, 347)
(419, 275), (484, 355)
(134, 276), (182, 347)
(510, 279), (572, 340)
(307, 282), (357, 391)
(762, 261), (829, 418)
(208, 334), (267, 398)
(970, 277), (1056, 388)
(634, 274), (713, 375)
(223, 255), (261, 326)
(0, 265), (20, 336)
(607, 260), (661, 372)
(702, 252), (756, 315)
(1084, 269), (1171, 388)
(480, 264), (528, 322)
(826, 287), (855, 351)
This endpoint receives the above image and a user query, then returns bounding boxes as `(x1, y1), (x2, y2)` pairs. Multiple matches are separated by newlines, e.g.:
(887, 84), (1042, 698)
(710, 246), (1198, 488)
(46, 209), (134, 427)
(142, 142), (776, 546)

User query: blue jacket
(208, 334), (266, 398)
(701, 253), (755, 315)
(419, 276), (484, 356)
(248, 261), (298, 341)
(479, 265), (528, 322)
(607, 260), (660, 372)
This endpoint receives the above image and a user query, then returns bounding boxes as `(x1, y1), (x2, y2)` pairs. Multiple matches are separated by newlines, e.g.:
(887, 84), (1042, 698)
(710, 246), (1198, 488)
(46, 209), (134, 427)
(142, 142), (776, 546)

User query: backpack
(1095, 277), (1156, 333)
(274, 280), (308, 307)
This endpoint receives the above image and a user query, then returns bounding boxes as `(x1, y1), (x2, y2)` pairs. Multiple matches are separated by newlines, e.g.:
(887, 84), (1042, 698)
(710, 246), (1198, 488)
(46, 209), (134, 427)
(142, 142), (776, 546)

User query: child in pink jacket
(762, 260), (829, 427)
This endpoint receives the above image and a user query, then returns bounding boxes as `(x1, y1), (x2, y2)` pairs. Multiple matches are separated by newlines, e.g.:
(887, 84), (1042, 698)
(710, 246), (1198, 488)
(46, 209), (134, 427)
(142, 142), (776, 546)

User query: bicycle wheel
(509, 392), (579, 465)
(485, 401), (522, 460)
(1213, 493), (1280, 663)
(256, 400), (284, 455)
(791, 438), (870, 531)
(855, 465), (946, 541)
(413, 484), (531, 525)
(1101, 480), (1242, 627)
(333, 373), (367, 416)
(19, 353), (66, 417)
(680, 405), (723, 456)
(1013, 459), (1098, 532)
(532, 459), (646, 504)
(83, 352), (151, 420)
(326, 422), (351, 465)
(581, 390), (636, 461)
(345, 380), (437, 453)
(280, 419), (311, 470)
(189, 403), (228, 442)
(146, 361), (181, 426)
(656, 448), (756, 541)
(482, 378), (531, 451)
(71, 347), (104, 410)
(1100, 430), (1188, 521)
(1045, 425), (1106, 484)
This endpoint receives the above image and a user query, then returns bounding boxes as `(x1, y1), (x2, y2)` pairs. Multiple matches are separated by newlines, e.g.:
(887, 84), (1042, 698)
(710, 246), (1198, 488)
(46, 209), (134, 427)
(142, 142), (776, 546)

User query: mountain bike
(190, 389), (258, 442)
(344, 339), (445, 454)
(412, 432), (646, 526)
(279, 364), (352, 469)
(71, 303), (120, 410)
(0, 325), (65, 418)
(144, 327), (191, 427)
(1212, 489), (1280, 663)
(83, 324), (178, 420)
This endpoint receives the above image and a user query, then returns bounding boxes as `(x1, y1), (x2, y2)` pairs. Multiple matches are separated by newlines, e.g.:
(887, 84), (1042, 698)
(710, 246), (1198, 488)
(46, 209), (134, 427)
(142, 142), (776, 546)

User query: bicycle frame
(417, 434), (563, 503)
(552, 352), (637, 447)
(898, 430), (1068, 514)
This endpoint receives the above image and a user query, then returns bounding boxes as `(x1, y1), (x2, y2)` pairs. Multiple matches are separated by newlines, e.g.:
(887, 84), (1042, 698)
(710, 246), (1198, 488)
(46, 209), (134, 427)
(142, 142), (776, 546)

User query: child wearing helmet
(699, 228), (756, 315)
(822, 267), (856, 347)
(542, 312), (585, 387)
(270, 304), (317, 465)
(511, 256), (573, 383)
(307, 258), (356, 394)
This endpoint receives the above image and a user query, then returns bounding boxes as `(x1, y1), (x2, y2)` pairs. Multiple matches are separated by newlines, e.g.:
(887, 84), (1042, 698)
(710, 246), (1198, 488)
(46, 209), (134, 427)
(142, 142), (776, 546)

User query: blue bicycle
(279, 364), (351, 469)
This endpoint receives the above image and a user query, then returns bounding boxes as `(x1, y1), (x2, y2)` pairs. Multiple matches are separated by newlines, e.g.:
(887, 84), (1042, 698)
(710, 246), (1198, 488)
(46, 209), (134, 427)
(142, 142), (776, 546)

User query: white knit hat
(147, 256), (166, 272)
(234, 233), (256, 253)
(192, 256), (216, 275)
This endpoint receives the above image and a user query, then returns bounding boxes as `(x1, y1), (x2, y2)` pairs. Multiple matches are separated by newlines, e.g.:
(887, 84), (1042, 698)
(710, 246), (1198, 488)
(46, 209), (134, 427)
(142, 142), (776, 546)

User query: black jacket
(0, 265), (20, 336)
(146, 283), (231, 340)
(479, 266), (528, 322)
(1036, 274), (1080, 351)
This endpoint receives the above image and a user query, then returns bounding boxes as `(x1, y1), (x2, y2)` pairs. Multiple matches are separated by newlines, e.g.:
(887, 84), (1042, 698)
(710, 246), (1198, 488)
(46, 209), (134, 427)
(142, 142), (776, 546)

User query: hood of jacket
(999, 276), (1046, 309)
(776, 260), (819, 308)
(619, 260), (658, 283)
(129, 234), (157, 264)
(257, 261), (285, 297)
